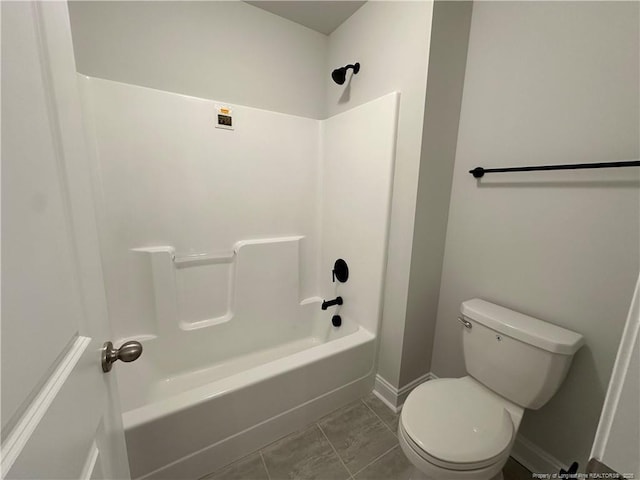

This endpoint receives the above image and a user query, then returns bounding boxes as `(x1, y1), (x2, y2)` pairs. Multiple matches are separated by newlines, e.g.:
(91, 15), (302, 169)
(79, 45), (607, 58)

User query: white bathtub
(118, 321), (376, 479)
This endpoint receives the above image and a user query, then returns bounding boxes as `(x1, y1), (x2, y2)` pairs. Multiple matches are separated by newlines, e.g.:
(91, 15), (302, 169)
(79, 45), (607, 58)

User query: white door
(1, 1), (131, 478)
(590, 275), (640, 476)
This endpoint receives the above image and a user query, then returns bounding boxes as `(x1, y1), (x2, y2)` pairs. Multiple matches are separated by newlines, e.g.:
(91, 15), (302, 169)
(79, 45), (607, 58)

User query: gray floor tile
(353, 445), (414, 480)
(318, 401), (398, 475)
(201, 452), (269, 480)
(503, 457), (532, 480)
(261, 424), (350, 480)
(201, 398), (535, 480)
(361, 394), (400, 433)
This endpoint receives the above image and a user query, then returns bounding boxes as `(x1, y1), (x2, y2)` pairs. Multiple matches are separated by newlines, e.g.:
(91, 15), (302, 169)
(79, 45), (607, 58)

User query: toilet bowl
(398, 377), (523, 480)
(397, 299), (584, 480)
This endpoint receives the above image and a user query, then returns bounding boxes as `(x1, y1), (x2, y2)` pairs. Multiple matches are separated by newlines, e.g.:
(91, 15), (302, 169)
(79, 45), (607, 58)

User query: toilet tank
(461, 299), (584, 409)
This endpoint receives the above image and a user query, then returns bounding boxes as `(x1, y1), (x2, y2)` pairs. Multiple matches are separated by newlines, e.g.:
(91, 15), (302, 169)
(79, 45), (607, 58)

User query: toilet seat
(400, 377), (515, 471)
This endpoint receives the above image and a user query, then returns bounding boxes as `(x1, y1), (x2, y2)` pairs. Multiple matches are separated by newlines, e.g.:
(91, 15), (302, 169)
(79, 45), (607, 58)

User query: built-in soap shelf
(132, 246), (235, 267)
(131, 236), (311, 334)
(174, 251), (235, 268)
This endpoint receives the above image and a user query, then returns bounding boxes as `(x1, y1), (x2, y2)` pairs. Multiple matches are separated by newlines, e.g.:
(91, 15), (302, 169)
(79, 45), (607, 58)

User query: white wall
(326, 1), (434, 388)
(68, 1), (328, 119)
(432, 1), (639, 471)
(401, 1), (472, 387)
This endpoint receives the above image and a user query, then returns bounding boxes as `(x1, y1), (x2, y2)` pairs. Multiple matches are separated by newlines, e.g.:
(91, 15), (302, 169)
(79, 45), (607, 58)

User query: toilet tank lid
(461, 299), (584, 355)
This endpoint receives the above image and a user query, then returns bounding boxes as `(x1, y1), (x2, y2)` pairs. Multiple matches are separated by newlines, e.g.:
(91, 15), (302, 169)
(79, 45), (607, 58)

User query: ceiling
(244, 1), (366, 35)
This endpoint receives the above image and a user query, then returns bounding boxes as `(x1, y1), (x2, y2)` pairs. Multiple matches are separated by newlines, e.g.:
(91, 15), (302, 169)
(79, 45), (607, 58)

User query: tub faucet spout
(321, 296), (343, 310)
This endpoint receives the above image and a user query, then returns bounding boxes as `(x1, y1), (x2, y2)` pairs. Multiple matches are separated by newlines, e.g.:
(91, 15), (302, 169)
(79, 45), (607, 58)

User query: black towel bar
(469, 160), (640, 178)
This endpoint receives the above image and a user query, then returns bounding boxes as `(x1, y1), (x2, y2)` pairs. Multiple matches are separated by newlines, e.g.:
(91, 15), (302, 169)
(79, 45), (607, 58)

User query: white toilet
(398, 298), (584, 480)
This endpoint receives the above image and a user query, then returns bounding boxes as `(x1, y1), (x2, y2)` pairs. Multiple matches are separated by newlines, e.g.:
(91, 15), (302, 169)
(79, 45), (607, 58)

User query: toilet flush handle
(458, 316), (472, 329)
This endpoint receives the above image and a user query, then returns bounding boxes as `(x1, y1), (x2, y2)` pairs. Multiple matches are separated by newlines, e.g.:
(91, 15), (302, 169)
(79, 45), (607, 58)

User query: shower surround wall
(82, 77), (321, 341)
(81, 76), (399, 478)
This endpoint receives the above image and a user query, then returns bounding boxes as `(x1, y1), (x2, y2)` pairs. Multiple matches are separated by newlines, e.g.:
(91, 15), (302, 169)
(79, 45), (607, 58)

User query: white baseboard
(373, 372), (437, 412)
(373, 375), (402, 412)
(371, 385), (401, 413)
(139, 374), (374, 480)
(511, 433), (568, 475)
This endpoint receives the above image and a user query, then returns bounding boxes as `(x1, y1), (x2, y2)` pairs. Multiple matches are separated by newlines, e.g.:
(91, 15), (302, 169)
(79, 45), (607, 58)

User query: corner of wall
(399, 0), (473, 388)
(373, 372), (437, 413)
(324, 0), (435, 391)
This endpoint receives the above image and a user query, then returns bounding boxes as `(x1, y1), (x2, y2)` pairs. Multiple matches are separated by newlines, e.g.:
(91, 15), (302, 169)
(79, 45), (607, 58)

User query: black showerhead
(331, 62), (360, 85)
(331, 68), (346, 85)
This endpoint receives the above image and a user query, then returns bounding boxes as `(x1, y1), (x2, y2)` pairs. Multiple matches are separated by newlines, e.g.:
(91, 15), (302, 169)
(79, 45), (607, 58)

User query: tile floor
(202, 393), (532, 480)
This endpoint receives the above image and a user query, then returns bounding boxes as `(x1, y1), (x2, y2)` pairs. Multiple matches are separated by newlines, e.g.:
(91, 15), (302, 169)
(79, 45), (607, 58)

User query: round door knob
(102, 340), (143, 372)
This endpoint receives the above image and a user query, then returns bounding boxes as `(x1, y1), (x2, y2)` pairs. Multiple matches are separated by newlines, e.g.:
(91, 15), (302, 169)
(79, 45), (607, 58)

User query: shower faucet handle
(101, 340), (143, 372)
(332, 259), (349, 283)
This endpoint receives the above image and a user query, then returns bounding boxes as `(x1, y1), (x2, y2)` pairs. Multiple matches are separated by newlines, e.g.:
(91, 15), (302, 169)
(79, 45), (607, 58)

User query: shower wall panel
(319, 92), (399, 336)
(80, 76), (321, 340)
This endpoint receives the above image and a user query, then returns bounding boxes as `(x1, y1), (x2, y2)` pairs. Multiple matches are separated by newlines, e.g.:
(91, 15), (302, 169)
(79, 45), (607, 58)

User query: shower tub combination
(81, 76), (400, 479)
(117, 237), (378, 479)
